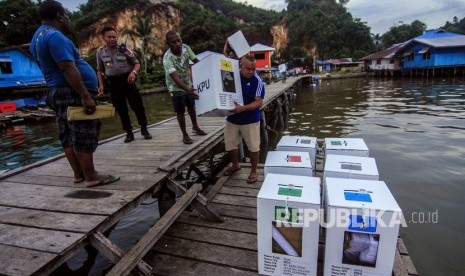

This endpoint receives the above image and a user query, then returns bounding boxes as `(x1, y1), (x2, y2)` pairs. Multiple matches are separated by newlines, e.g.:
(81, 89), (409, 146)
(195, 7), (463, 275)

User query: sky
(61, 0), (465, 35)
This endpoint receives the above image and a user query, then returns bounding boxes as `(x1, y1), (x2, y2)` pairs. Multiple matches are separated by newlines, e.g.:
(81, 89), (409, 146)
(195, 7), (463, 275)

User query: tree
(381, 20), (426, 46)
(121, 16), (158, 73)
(0, 0), (40, 48)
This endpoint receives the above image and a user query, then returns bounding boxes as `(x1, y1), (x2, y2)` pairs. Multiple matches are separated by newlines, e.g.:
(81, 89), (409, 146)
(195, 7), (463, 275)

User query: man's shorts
(224, 121), (260, 152)
(46, 86), (101, 153)
(171, 93), (195, 113)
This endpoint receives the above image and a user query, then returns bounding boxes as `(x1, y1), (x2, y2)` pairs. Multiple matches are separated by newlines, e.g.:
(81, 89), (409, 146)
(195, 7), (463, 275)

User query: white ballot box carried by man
(192, 54), (244, 115)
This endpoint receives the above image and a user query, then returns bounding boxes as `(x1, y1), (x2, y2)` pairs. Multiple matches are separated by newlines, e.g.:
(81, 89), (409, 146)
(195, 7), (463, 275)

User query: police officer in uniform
(96, 26), (151, 143)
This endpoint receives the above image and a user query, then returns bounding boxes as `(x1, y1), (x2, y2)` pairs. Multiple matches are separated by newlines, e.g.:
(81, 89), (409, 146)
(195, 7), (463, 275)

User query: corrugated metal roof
(414, 36), (465, 47)
(250, 43), (275, 52)
(360, 41), (410, 60)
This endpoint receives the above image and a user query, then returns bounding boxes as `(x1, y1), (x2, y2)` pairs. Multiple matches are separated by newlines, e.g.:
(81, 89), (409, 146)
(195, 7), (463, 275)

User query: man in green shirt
(163, 30), (206, 144)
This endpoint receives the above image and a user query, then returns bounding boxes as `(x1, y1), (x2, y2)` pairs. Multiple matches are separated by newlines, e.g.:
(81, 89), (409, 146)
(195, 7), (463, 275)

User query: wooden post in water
(260, 110), (268, 146)
(276, 98), (284, 130)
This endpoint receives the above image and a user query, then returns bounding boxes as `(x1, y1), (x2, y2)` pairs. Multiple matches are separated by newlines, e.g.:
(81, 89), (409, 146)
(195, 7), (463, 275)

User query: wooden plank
(204, 175), (229, 202)
(212, 193), (257, 208)
(178, 212), (257, 234)
(224, 177), (264, 189)
(0, 224), (84, 253)
(397, 238), (409, 255)
(219, 185), (260, 197)
(210, 203), (257, 220)
(0, 181), (140, 198)
(0, 244), (56, 276)
(90, 232), (152, 276)
(0, 206), (106, 233)
(393, 250), (408, 276)
(166, 222), (257, 250)
(5, 173), (165, 191)
(151, 236), (258, 271)
(24, 163), (159, 175)
(146, 253), (257, 276)
(167, 179), (224, 222)
(401, 255), (419, 275)
(0, 191), (133, 215)
(106, 184), (203, 276)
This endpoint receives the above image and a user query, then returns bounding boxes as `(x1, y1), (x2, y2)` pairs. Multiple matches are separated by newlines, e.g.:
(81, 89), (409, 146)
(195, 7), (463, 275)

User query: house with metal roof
(360, 42), (409, 76)
(0, 44), (46, 99)
(401, 30), (465, 76)
(249, 43), (275, 69)
(320, 58), (363, 72)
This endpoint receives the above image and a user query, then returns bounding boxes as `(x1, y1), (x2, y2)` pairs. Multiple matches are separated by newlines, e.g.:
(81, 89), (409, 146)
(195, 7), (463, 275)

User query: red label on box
(287, 155), (302, 162)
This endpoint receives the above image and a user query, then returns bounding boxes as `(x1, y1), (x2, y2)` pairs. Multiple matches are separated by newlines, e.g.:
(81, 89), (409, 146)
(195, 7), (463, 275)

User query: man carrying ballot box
(223, 55), (265, 184)
(163, 30), (206, 144)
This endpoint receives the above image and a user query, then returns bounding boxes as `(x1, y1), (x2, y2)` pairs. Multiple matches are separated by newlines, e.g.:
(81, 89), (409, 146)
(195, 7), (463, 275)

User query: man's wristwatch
(132, 70), (138, 75)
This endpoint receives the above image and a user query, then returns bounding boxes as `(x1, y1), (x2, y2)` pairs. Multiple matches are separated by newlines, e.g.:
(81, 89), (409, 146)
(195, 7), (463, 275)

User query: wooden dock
(0, 78), (298, 275)
(144, 164), (419, 276)
(0, 76), (418, 275)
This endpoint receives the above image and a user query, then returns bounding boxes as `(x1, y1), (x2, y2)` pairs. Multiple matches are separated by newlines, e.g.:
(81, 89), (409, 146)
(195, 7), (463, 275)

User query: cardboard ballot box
(264, 151), (313, 177)
(324, 138), (369, 158)
(227, 30), (250, 58)
(192, 54), (244, 115)
(276, 136), (317, 170)
(257, 173), (321, 276)
(323, 154), (379, 214)
(324, 177), (402, 276)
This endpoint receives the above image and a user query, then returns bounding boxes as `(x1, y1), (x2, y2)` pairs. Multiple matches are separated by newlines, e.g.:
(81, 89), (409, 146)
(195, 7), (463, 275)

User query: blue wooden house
(0, 44), (46, 96)
(402, 30), (465, 75)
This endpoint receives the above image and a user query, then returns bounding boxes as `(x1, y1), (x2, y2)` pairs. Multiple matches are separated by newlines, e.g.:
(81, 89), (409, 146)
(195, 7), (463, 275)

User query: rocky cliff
(77, 1), (288, 57)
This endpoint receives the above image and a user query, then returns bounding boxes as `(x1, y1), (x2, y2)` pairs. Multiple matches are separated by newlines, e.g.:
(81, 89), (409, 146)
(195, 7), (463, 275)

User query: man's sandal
(223, 166), (241, 176)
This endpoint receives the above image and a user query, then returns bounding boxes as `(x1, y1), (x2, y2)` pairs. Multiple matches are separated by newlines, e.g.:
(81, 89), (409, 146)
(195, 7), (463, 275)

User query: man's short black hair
(101, 26), (117, 36)
(39, 0), (66, 21)
(165, 30), (179, 42)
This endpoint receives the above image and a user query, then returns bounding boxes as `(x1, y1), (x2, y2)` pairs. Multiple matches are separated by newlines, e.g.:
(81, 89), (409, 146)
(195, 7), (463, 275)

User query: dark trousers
(108, 75), (148, 133)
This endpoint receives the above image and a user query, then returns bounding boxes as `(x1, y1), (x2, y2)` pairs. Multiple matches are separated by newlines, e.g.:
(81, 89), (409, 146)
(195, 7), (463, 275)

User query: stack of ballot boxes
(257, 173), (321, 276)
(192, 54), (244, 115)
(276, 136), (318, 174)
(323, 178), (402, 276)
(324, 138), (369, 158)
(264, 151), (314, 177)
(323, 154), (379, 220)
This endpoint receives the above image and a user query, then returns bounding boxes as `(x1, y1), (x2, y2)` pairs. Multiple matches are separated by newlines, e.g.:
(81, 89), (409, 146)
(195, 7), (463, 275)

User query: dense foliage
(71, 0), (149, 30)
(284, 0), (374, 60)
(174, 0), (281, 54)
(442, 16), (465, 35)
(380, 20), (427, 47)
(0, 0), (40, 48)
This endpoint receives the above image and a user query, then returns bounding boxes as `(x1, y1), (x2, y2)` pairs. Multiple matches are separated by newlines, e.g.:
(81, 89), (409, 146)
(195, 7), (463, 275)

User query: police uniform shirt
(96, 45), (139, 77)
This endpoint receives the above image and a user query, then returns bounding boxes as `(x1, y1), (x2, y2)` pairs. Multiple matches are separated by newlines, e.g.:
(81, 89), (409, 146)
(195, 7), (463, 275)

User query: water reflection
(279, 77), (465, 276)
(0, 93), (174, 172)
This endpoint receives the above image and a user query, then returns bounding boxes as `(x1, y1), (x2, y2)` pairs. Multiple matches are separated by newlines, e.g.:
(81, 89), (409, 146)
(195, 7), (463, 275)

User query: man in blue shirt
(30, 0), (118, 187)
(223, 55), (265, 183)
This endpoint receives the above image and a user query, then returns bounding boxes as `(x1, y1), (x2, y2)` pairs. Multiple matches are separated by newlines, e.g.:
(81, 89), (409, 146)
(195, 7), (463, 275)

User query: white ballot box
(227, 30), (250, 58)
(264, 151), (313, 177)
(323, 154), (379, 214)
(324, 178), (402, 276)
(192, 54), (244, 115)
(276, 136), (317, 170)
(324, 138), (369, 158)
(257, 173), (320, 276)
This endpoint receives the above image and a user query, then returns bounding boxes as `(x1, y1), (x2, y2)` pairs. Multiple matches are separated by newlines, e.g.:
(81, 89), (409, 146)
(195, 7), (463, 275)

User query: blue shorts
(46, 86), (101, 153)
(171, 93), (195, 113)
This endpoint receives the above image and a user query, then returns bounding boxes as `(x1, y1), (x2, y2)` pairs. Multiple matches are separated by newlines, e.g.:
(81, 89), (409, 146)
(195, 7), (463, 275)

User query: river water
(1, 77), (465, 275)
